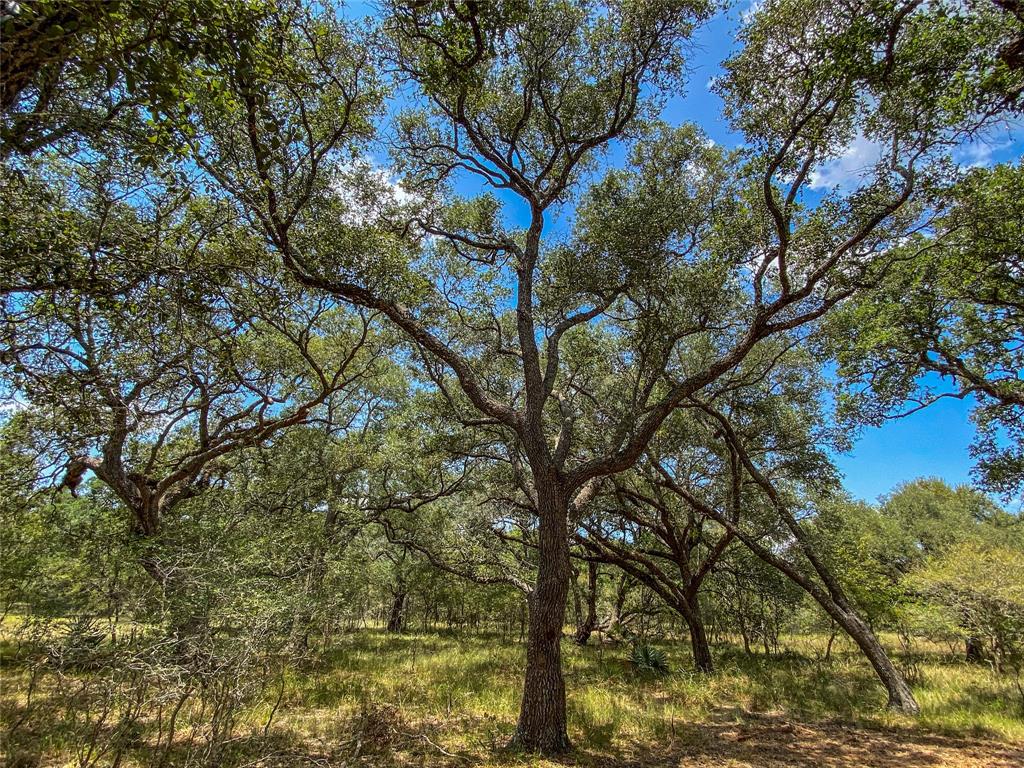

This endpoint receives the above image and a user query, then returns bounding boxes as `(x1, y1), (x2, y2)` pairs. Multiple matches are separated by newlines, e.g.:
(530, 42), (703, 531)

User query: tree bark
(139, 550), (209, 646)
(386, 590), (408, 633)
(599, 572), (632, 640)
(824, 622), (838, 662)
(966, 636), (985, 663)
(836, 610), (919, 714)
(751, 557), (919, 713)
(684, 596), (714, 674)
(509, 484), (572, 753)
(573, 561), (599, 646)
(688, 489), (920, 714)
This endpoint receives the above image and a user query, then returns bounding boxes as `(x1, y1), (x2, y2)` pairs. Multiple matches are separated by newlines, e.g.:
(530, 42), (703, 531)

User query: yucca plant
(628, 642), (670, 676)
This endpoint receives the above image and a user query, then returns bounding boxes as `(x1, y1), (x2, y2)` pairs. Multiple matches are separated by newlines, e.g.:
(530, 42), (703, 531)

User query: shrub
(628, 642), (669, 676)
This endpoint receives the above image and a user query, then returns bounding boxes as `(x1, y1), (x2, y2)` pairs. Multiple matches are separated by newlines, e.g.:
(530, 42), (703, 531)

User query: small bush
(628, 642), (670, 676)
(46, 615), (106, 671)
(351, 701), (404, 757)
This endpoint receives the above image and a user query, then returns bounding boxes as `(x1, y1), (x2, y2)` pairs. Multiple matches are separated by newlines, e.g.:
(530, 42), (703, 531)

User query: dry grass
(2, 628), (1022, 767)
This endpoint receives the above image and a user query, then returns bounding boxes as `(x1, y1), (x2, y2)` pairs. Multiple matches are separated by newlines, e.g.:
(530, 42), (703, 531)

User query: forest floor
(2, 628), (1023, 767)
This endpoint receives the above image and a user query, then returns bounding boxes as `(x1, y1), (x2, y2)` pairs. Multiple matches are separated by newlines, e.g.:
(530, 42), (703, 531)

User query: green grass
(2, 627), (1022, 766)
(265, 630), (1024, 763)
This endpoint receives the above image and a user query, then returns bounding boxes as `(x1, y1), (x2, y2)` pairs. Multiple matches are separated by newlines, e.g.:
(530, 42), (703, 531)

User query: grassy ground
(2, 628), (1023, 766)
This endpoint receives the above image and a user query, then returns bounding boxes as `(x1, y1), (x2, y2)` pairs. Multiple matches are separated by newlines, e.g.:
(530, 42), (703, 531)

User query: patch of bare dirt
(616, 714), (1024, 768)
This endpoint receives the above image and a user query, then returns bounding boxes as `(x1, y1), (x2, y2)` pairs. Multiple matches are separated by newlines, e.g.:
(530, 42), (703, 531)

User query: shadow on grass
(1, 694), (482, 768)
(424, 713), (1024, 768)
(5, 689), (1022, 768)
(616, 714), (1024, 768)
(5, 630), (1021, 767)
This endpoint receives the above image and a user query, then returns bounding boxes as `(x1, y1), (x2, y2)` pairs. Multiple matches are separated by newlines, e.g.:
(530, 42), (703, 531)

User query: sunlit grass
(267, 630), (1024, 748)
(2, 625), (1021, 766)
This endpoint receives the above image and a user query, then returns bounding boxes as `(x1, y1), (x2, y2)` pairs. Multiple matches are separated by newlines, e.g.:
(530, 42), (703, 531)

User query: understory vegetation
(3, 626), (1023, 767)
(2, 474), (1022, 766)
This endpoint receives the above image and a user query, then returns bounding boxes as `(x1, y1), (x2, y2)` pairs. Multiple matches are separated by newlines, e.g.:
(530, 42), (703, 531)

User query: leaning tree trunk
(509, 483), (572, 753)
(773, 573), (919, 713)
(700, 505), (920, 714)
(827, 606), (919, 714)
(574, 560), (599, 646)
(600, 573), (631, 639)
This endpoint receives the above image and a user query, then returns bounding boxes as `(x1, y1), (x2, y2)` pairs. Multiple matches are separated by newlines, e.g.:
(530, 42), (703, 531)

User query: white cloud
(809, 131), (1015, 192)
(741, 0), (765, 24)
(954, 137), (1012, 169)
(0, 398), (28, 417)
(809, 134), (884, 191)
(332, 157), (420, 226)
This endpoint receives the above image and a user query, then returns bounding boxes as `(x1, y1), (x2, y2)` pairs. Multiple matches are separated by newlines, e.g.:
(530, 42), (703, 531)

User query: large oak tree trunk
(509, 484), (572, 753)
(386, 590), (408, 633)
(290, 506), (347, 651)
(289, 546), (329, 652)
(684, 596), (714, 674)
(139, 547), (208, 646)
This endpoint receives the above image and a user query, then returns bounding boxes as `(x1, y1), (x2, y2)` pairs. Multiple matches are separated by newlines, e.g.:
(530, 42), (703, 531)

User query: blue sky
(834, 397), (978, 503)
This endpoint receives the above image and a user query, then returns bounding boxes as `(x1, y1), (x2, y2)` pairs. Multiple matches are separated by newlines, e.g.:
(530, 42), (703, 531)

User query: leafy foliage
(911, 542), (1024, 675)
(628, 641), (671, 676)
